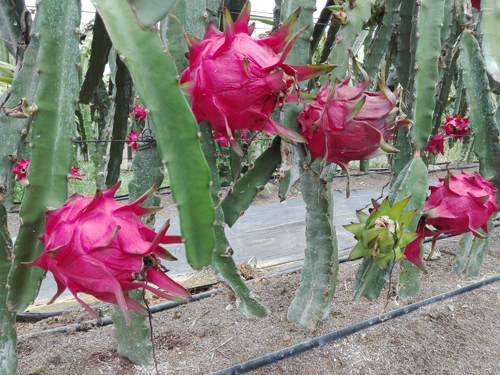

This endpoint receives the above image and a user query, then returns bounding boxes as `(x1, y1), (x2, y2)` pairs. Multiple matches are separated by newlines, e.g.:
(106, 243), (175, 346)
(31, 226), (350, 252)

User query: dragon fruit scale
(405, 171), (500, 268)
(23, 182), (189, 325)
(180, 2), (334, 155)
(297, 51), (409, 177)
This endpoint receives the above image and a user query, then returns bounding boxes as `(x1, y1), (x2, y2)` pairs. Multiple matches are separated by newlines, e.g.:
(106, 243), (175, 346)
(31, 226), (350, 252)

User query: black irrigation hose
(209, 274), (500, 375)
(18, 267), (301, 339)
(18, 223), (500, 338)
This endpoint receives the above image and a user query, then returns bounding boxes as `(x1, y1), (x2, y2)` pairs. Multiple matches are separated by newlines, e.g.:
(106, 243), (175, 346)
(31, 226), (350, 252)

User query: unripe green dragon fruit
(344, 197), (419, 270)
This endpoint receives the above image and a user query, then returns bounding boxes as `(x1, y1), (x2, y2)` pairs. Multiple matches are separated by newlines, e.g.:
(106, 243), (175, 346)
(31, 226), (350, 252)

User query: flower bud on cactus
(23, 183), (189, 325)
(406, 171), (500, 269)
(441, 115), (469, 141)
(425, 132), (445, 156)
(129, 105), (147, 121)
(127, 130), (141, 151)
(180, 2), (335, 154)
(69, 166), (85, 180)
(344, 197), (419, 270)
(332, 9), (348, 25)
(297, 51), (409, 176)
(12, 158), (30, 186)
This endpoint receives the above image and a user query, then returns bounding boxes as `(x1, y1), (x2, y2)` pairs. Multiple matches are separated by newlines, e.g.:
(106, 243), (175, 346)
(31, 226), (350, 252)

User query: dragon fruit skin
(425, 132), (445, 156)
(23, 183), (189, 325)
(297, 53), (408, 174)
(12, 158), (30, 185)
(180, 2), (334, 152)
(471, 0), (481, 10)
(405, 171), (500, 270)
(423, 171), (500, 237)
(441, 115), (469, 141)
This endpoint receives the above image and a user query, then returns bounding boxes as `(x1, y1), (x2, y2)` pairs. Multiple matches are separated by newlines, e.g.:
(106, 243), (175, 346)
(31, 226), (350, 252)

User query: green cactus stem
(111, 288), (152, 366)
(389, 155), (428, 299)
(453, 221), (492, 277)
(6, 0), (81, 312)
(361, 0), (399, 88)
(200, 121), (267, 317)
(279, 0), (314, 199)
(324, 0), (374, 84)
(310, 0), (335, 55)
(409, 0), (444, 149)
(0, 0), (24, 58)
(91, 78), (112, 191)
(0, 205), (16, 374)
(111, 136), (165, 366)
(159, 0), (208, 74)
(0, 18), (39, 209)
(94, 0), (215, 269)
(287, 160), (339, 331)
(127, 0), (176, 29)
(391, 0), (413, 179)
(221, 137), (281, 227)
(460, 31), (500, 199)
(78, 12), (112, 105)
(104, 57), (132, 188)
(478, 0), (500, 85)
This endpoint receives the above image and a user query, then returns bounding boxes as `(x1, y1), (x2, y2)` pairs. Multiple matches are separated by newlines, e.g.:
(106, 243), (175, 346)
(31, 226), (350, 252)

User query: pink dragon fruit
(297, 51), (408, 176)
(472, 0), (481, 10)
(180, 2), (334, 155)
(405, 171), (500, 270)
(69, 166), (85, 180)
(214, 132), (229, 147)
(24, 183), (189, 325)
(130, 105), (147, 121)
(127, 131), (141, 151)
(425, 132), (445, 156)
(441, 115), (469, 141)
(12, 158), (30, 186)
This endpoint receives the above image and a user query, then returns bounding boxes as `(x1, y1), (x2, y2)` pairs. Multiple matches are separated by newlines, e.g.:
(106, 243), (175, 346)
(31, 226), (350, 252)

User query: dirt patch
(16, 225), (500, 375)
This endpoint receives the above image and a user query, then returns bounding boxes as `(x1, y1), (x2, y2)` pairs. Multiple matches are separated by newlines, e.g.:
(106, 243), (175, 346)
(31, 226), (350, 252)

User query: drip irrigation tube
(209, 274), (500, 375)
(18, 223), (500, 337)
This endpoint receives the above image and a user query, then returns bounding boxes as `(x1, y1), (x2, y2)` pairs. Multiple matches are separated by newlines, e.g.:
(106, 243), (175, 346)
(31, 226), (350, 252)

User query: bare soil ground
(16, 231), (500, 375)
(13, 164), (500, 375)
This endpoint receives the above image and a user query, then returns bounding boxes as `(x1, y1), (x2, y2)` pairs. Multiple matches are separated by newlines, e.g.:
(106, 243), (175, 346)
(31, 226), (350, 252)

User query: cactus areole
(297, 52), (408, 175)
(179, 2), (334, 154)
(23, 183), (190, 325)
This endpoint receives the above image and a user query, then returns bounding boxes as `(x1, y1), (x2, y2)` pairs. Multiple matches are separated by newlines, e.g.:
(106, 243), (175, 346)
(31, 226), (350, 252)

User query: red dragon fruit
(12, 158), (30, 186)
(441, 115), (469, 141)
(425, 132), (445, 156)
(69, 166), (85, 180)
(127, 131), (141, 151)
(24, 183), (189, 325)
(405, 171), (500, 270)
(130, 105), (147, 121)
(471, 0), (481, 10)
(180, 2), (334, 154)
(297, 51), (408, 176)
